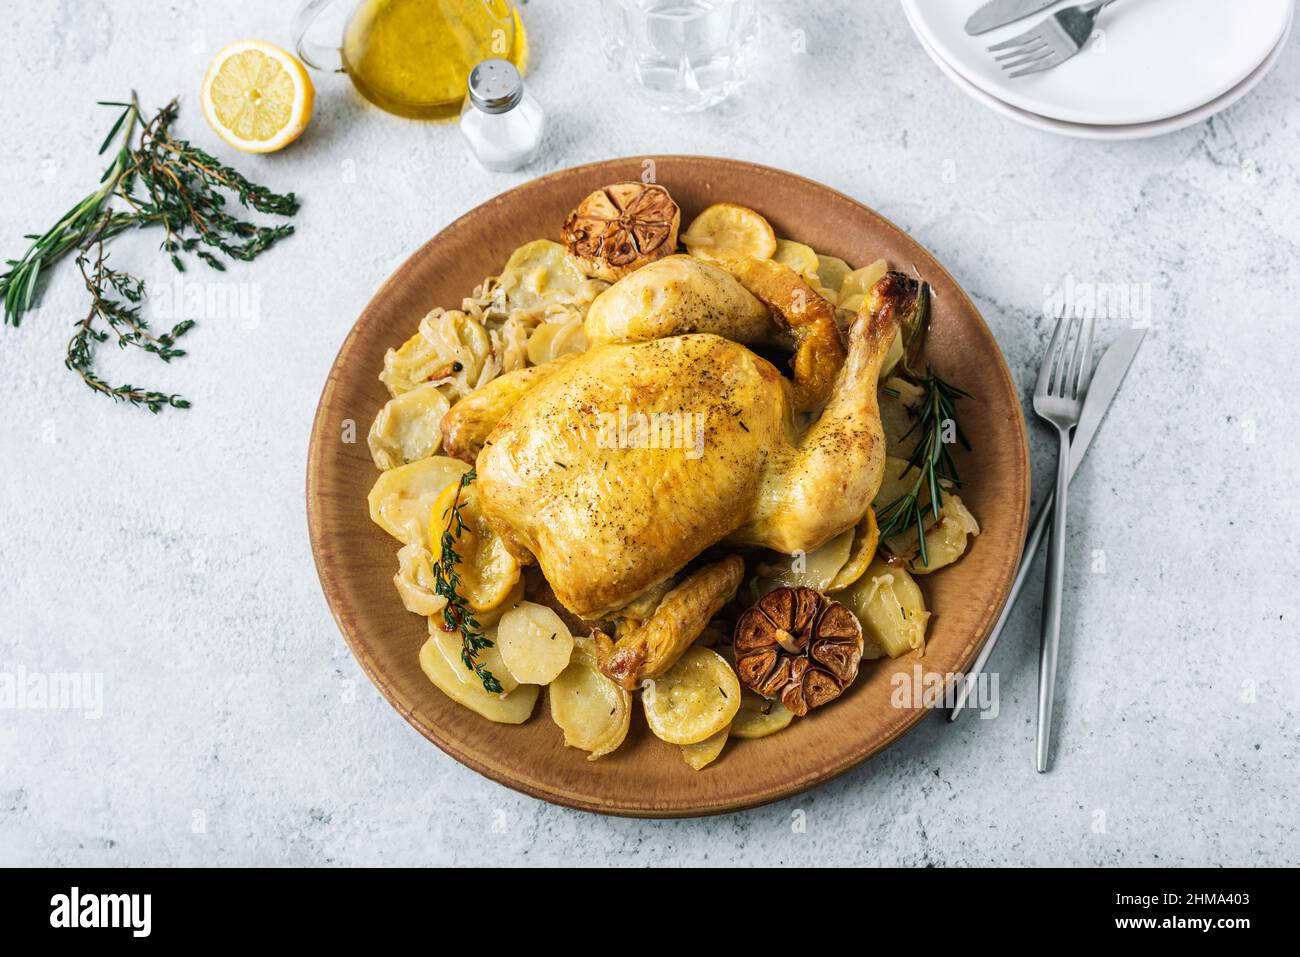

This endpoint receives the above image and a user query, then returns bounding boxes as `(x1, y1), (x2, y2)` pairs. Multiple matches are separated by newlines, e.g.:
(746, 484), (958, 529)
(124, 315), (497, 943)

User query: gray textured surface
(2, 0), (1298, 866)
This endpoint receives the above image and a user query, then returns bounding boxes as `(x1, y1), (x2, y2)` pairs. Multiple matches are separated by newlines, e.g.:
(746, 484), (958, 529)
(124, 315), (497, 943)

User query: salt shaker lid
(467, 59), (524, 114)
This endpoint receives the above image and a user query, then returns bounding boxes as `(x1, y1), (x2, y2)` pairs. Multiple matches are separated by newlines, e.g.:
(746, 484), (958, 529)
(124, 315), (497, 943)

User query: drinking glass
(600, 0), (760, 113)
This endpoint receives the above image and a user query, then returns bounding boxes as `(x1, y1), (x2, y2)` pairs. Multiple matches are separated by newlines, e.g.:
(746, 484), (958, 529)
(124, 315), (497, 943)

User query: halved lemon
(201, 40), (314, 153)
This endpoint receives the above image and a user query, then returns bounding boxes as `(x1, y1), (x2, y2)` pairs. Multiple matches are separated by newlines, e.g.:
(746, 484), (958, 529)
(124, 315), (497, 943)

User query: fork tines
(990, 28), (1070, 77)
(1038, 312), (1096, 403)
(986, 0), (1113, 78)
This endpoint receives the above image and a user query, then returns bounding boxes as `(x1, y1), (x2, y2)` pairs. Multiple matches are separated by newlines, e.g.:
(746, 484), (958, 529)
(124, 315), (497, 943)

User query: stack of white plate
(901, 0), (1294, 140)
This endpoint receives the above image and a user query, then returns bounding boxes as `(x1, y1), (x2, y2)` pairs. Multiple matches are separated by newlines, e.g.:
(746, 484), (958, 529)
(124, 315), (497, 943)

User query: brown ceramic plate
(307, 156), (1029, 817)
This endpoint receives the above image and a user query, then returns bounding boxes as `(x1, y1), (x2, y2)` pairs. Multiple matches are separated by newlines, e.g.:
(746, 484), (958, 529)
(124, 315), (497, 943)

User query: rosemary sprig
(65, 242), (193, 412)
(875, 370), (972, 569)
(1, 94), (299, 406)
(433, 469), (503, 694)
(1, 102), (141, 326)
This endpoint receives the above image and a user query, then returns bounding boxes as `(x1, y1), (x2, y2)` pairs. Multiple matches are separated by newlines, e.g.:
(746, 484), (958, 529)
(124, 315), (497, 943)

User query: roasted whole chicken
(365, 182), (977, 753)
(463, 266), (907, 627)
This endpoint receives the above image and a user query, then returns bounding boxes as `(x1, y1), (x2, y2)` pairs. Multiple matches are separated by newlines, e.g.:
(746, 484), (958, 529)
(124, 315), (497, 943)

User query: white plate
(902, 0), (1292, 126)
(904, 0), (1292, 140)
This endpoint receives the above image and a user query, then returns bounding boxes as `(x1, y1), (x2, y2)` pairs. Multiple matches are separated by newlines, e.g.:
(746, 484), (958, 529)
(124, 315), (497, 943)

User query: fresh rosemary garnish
(874, 278), (973, 568)
(65, 242), (194, 412)
(433, 469), (503, 694)
(876, 369), (972, 568)
(1, 94), (299, 406)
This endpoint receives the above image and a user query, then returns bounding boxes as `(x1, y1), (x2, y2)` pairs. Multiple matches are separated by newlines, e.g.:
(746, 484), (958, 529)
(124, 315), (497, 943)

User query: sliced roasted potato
(837, 260), (904, 375)
(526, 318), (588, 366)
(496, 601), (575, 685)
(873, 455), (976, 570)
(814, 254), (852, 298)
(428, 618), (520, 694)
(837, 258), (888, 310)
(393, 542), (445, 616)
(880, 329), (905, 379)
(380, 310), (491, 398)
(773, 239), (820, 285)
(873, 455), (940, 559)
(827, 507), (880, 592)
(731, 690), (795, 739)
(549, 636), (632, 760)
(368, 455), (471, 546)
(419, 634), (536, 723)
(908, 493), (979, 575)
(368, 384), (451, 470)
(497, 239), (590, 313)
(758, 528), (854, 592)
(642, 646), (741, 745)
(880, 376), (926, 457)
(680, 725), (730, 770)
(428, 479), (521, 613)
(842, 557), (930, 658)
(680, 202), (777, 263)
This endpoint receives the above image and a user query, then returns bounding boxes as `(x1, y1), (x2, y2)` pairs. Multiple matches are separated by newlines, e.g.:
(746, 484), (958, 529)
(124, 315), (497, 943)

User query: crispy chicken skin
(474, 276), (901, 619)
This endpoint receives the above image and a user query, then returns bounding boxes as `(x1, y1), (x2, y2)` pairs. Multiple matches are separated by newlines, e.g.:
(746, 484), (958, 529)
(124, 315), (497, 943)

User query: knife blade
(965, 0), (1061, 35)
(948, 327), (1146, 720)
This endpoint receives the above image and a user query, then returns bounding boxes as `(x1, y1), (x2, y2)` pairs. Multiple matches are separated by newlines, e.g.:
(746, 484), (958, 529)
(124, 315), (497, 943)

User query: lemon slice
(642, 646), (741, 745)
(428, 480), (521, 614)
(680, 203), (777, 263)
(201, 40), (314, 153)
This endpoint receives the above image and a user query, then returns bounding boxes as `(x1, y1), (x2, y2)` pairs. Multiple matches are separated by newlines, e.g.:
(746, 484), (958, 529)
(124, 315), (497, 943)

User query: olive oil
(341, 0), (528, 120)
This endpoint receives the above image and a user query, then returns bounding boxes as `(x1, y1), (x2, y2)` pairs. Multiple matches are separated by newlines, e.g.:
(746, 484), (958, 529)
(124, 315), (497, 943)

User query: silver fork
(989, 0), (1119, 77)
(1032, 312), (1094, 772)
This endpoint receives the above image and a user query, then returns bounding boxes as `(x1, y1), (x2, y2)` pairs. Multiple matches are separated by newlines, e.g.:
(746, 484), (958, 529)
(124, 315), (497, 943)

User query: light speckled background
(2, 0), (1298, 866)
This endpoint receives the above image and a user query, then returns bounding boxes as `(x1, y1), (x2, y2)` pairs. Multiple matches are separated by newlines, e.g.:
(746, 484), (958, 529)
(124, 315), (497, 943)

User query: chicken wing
(593, 555), (744, 690)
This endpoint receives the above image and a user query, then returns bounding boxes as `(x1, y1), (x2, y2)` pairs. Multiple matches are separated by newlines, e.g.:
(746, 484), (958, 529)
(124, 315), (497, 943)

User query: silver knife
(948, 327), (1146, 720)
(965, 0), (1061, 35)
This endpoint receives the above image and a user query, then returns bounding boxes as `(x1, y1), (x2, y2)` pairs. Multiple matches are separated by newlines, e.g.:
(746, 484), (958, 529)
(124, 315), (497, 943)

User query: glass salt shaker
(459, 59), (544, 172)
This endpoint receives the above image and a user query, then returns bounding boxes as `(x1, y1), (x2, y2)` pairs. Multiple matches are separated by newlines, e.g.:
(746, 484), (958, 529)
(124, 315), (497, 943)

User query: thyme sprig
(1, 95), (298, 407)
(65, 242), (194, 412)
(126, 98), (299, 272)
(433, 469), (503, 694)
(876, 369), (972, 568)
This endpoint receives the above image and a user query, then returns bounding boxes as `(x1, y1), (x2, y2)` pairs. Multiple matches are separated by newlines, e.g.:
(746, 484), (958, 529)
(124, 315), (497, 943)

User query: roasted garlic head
(562, 182), (680, 281)
(733, 586), (864, 716)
